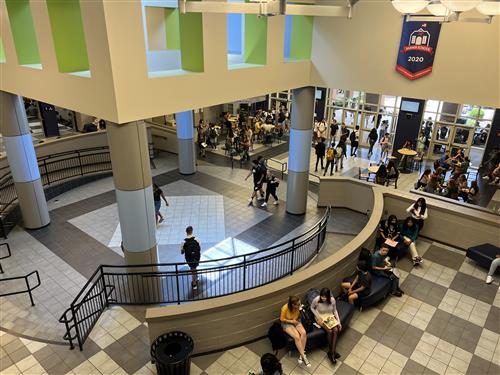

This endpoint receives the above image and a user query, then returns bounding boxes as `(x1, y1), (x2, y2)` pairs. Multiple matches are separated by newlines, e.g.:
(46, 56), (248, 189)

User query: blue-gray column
(176, 111), (196, 175)
(286, 87), (315, 215)
(0, 92), (50, 229)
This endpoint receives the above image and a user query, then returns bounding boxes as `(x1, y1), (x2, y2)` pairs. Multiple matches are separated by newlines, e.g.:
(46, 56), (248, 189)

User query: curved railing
(59, 207), (330, 350)
(0, 147), (112, 216)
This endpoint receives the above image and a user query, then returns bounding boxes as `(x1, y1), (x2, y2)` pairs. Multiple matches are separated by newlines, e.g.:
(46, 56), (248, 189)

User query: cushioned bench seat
(466, 243), (500, 270)
(343, 273), (392, 311)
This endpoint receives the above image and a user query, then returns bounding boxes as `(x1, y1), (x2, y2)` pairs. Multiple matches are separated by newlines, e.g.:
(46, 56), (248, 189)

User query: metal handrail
(0, 270), (41, 306)
(60, 207), (331, 350)
(0, 147), (112, 217)
(266, 158), (288, 180)
(0, 243), (11, 273)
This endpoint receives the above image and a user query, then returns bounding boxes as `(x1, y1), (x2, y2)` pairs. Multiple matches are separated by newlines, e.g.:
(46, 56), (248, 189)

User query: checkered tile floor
(1, 240), (499, 374)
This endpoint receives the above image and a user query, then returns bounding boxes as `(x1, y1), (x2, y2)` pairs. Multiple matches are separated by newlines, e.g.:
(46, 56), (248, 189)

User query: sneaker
(486, 275), (494, 284)
(261, 202), (267, 207)
(297, 356), (303, 365)
(482, 175), (490, 180)
(416, 256), (423, 264)
(334, 352), (341, 359)
(391, 291), (403, 297)
(159, 217), (164, 224)
(327, 351), (334, 364)
(192, 282), (198, 290)
(397, 288), (405, 294)
(257, 197), (265, 201)
(302, 355), (311, 368)
(273, 201), (279, 205)
(413, 258), (420, 267)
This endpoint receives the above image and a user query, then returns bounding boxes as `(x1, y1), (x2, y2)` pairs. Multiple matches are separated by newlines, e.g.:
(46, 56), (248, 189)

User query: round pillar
(0, 92), (50, 229)
(286, 87), (315, 215)
(175, 111), (196, 175)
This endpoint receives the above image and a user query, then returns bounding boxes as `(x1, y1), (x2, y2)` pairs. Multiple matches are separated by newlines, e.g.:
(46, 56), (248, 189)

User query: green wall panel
(5, 0), (41, 65)
(46, 0), (89, 73)
(0, 39), (6, 63)
(290, 15), (313, 60)
(165, 8), (180, 51)
(179, 8), (204, 72)
(244, 14), (267, 65)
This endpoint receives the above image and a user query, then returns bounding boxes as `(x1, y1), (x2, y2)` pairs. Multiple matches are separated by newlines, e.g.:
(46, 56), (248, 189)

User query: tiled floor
(1, 153), (499, 375)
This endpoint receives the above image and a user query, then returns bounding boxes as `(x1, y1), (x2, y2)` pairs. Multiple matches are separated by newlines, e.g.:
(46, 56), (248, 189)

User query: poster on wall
(395, 17), (442, 80)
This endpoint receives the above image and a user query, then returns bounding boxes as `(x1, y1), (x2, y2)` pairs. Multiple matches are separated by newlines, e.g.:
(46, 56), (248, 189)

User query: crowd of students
(412, 149), (480, 204)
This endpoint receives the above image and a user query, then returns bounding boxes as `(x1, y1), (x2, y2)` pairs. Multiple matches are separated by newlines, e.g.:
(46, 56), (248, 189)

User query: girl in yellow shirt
(280, 296), (310, 367)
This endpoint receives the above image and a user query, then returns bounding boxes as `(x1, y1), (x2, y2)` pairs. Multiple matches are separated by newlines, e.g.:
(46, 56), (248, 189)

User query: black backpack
(268, 321), (287, 351)
(300, 288), (320, 333)
(183, 237), (201, 262)
(209, 128), (217, 139)
(350, 131), (356, 143)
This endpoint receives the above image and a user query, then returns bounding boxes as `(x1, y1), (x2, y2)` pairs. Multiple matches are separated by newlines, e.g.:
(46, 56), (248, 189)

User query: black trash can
(151, 331), (194, 375)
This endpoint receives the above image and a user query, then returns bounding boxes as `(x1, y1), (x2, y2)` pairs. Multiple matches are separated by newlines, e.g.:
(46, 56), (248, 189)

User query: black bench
(343, 273), (391, 311)
(466, 243), (500, 271)
(286, 293), (355, 352)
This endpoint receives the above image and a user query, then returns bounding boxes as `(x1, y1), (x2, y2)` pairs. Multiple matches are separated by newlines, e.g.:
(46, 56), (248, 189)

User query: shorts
(254, 184), (263, 192)
(281, 322), (300, 331)
(154, 200), (161, 214)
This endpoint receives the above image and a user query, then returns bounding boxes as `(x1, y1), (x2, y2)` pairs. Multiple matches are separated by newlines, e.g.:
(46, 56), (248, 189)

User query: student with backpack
(334, 139), (346, 172)
(367, 128), (378, 157)
(350, 125), (360, 157)
(180, 226), (201, 290)
(323, 144), (335, 176)
(262, 171), (279, 207)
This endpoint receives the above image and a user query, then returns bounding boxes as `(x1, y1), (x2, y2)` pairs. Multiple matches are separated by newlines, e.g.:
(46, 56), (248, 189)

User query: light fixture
(391, 0), (430, 14)
(476, 0), (500, 15)
(427, 0), (454, 15)
(441, 0), (482, 12)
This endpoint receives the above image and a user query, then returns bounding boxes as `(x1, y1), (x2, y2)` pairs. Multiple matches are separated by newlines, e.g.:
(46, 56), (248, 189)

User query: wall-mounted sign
(396, 18), (442, 80)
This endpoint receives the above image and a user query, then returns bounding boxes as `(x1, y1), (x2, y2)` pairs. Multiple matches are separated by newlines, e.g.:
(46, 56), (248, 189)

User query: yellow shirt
(280, 304), (300, 322)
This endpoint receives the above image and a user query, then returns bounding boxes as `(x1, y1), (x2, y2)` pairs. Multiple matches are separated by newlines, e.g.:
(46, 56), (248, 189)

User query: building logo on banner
(396, 18), (442, 80)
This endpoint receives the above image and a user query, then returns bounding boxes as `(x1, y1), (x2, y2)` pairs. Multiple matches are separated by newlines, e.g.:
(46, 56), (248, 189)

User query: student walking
(367, 128), (378, 157)
(245, 160), (266, 206)
(181, 226), (201, 290)
(315, 138), (326, 172)
(153, 184), (169, 224)
(335, 139), (346, 171)
(261, 171), (280, 207)
(323, 145), (335, 176)
(350, 126), (360, 157)
(380, 133), (390, 161)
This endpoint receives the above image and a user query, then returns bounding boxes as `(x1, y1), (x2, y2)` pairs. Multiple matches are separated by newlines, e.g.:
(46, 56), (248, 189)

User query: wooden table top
(368, 165), (380, 174)
(398, 148), (417, 156)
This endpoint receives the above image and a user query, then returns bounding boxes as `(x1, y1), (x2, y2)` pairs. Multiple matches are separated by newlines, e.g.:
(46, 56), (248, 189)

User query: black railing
(0, 270), (41, 306)
(0, 147), (111, 216)
(0, 243), (11, 273)
(266, 158), (288, 180)
(60, 207), (330, 350)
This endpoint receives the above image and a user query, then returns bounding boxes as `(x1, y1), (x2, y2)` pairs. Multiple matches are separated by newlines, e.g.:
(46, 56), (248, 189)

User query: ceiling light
(476, 0), (500, 15)
(392, 0), (430, 14)
(441, 0), (482, 12)
(427, 0), (454, 15)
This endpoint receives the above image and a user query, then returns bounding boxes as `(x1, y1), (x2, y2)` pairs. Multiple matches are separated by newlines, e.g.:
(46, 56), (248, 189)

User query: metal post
(25, 277), (35, 306)
(175, 264), (181, 305)
(290, 239), (295, 275)
(243, 255), (247, 290)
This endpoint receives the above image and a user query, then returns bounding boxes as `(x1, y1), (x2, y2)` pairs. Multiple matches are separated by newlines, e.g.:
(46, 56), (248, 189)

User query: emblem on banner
(396, 18), (442, 80)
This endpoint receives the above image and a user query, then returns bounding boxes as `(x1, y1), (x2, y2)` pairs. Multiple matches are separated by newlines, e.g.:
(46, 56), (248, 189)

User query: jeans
(315, 156), (324, 171)
(488, 258), (500, 276)
(324, 160), (334, 175)
(368, 139), (376, 155)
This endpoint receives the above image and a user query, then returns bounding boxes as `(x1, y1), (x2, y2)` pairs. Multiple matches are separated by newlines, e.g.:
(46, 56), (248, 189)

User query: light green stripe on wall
(244, 14), (267, 65)
(0, 39), (6, 63)
(46, 0), (89, 73)
(290, 15), (313, 60)
(5, 0), (41, 65)
(179, 7), (204, 72)
(165, 8), (180, 50)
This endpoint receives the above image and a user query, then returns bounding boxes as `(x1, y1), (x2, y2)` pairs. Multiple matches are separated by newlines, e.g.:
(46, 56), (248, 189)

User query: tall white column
(286, 87), (315, 215)
(176, 111), (196, 175)
(0, 92), (50, 229)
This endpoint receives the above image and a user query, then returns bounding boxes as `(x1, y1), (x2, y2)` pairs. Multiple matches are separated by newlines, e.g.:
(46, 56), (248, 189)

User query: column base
(123, 246), (159, 270)
(178, 139), (196, 175)
(286, 171), (309, 215)
(16, 180), (50, 229)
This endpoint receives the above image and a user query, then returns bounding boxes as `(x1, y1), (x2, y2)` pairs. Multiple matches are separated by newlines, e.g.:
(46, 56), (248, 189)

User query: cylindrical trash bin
(151, 331), (194, 375)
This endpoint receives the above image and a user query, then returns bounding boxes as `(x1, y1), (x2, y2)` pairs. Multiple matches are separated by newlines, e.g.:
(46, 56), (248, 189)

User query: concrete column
(175, 111), (196, 175)
(286, 87), (315, 215)
(0, 92), (50, 229)
(107, 121), (158, 266)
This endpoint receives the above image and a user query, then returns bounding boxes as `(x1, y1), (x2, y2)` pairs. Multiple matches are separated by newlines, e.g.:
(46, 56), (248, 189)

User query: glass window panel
(440, 102), (459, 115)
(365, 93), (379, 105)
(425, 100), (439, 113)
(453, 127), (470, 145)
(344, 110), (355, 126)
(481, 108), (495, 120)
(435, 122), (451, 142)
(472, 127), (489, 146)
(334, 108), (343, 122)
(382, 95), (397, 108)
(431, 143), (448, 157)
